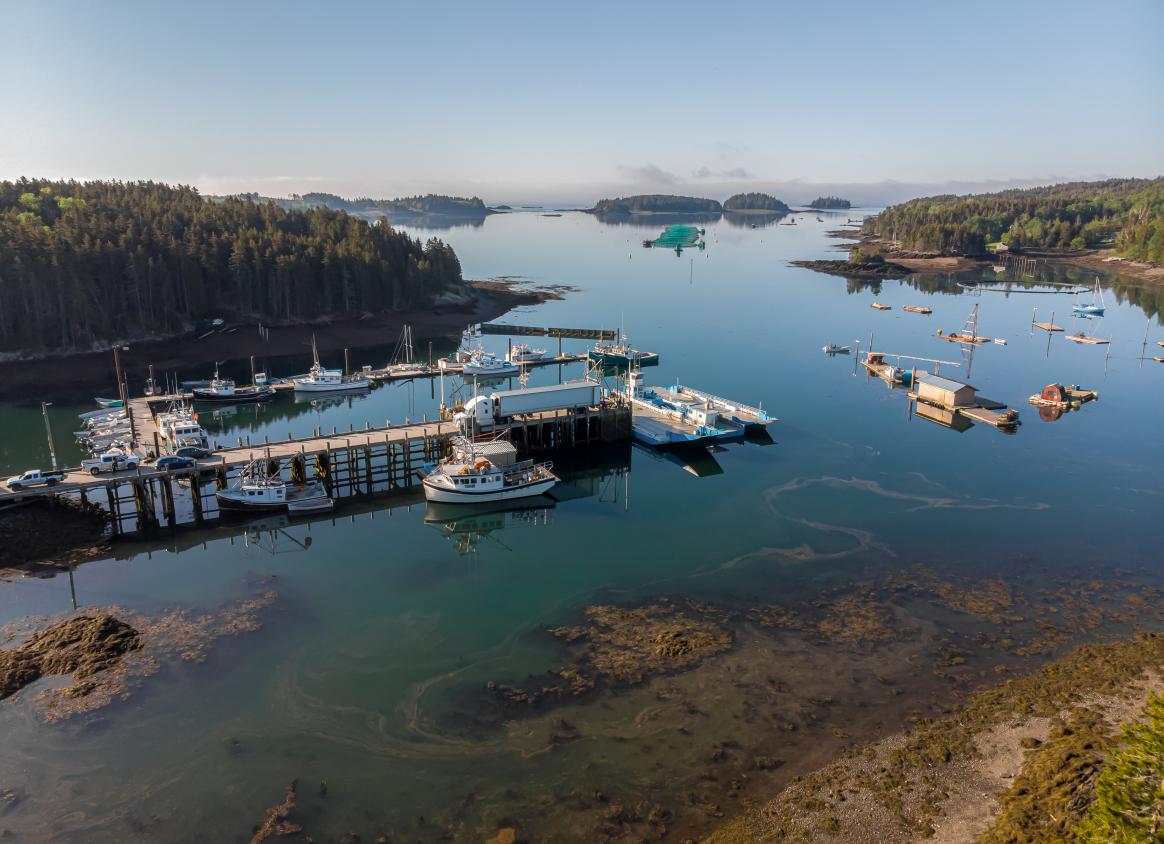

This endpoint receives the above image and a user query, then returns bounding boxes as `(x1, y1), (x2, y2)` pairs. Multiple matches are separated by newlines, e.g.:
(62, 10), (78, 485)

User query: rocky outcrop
(0, 614), (139, 700)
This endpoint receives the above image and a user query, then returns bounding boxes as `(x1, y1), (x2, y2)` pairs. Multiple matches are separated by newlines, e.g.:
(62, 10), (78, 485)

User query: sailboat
(1072, 277), (1106, 316)
(386, 324), (430, 375)
(293, 335), (370, 392)
(939, 303), (991, 344)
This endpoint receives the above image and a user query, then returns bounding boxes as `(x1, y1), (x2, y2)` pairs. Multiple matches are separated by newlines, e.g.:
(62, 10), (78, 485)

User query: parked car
(5, 469), (65, 490)
(175, 446), (211, 459)
(156, 456), (196, 472)
(82, 450), (141, 475)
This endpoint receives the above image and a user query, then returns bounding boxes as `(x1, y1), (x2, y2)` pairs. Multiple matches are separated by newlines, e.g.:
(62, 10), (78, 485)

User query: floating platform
(871, 302), (892, 310)
(644, 224), (706, 253)
(860, 352), (911, 386)
(908, 373), (1020, 432)
(1032, 322), (1064, 332)
(1065, 333), (1110, 345)
(938, 332), (990, 344)
(481, 324), (617, 340)
(1028, 384), (1098, 409)
(621, 373), (773, 448)
(902, 305), (932, 314)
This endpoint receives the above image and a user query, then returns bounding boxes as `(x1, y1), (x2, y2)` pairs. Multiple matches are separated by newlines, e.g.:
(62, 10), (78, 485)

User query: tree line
(0, 179), (465, 355)
(866, 178), (1164, 260)
(723, 192), (791, 212)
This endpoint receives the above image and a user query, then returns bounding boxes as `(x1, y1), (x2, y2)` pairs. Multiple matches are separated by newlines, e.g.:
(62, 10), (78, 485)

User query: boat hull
(462, 364), (519, 376)
(215, 494), (288, 512)
(588, 351), (659, 368)
(422, 476), (556, 503)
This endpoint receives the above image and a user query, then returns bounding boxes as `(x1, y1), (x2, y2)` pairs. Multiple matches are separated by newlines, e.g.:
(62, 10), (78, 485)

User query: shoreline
(707, 632), (1164, 843)
(0, 281), (552, 402)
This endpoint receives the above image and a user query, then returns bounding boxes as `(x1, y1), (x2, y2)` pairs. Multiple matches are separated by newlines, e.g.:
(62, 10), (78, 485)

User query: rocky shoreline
(790, 258), (916, 279)
(0, 279), (557, 401)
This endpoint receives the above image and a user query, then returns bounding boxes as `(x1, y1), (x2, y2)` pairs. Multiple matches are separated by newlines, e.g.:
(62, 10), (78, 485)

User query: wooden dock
(3, 399), (631, 536)
(1032, 321), (1063, 332)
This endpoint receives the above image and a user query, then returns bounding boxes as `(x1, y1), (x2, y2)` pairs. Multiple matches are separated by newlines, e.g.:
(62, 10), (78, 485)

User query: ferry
(216, 460), (333, 513)
(622, 370), (774, 447)
(421, 436), (557, 503)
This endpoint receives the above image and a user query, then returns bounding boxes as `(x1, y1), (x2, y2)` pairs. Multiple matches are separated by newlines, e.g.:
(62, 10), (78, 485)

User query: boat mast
(41, 401), (58, 471)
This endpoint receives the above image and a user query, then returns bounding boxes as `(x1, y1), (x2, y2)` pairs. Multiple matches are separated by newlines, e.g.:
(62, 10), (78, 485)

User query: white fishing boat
(157, 404), (209, 450)
(192, 366), (276, 403)
(216, 460), (333, 513)
(293, 336), (370, 393)
(421, 436), (557, 504)
(507, 343), (547, 363)
(822, 343), (850, 354)
(455, 324), (483, 363)
(461, 349), (520, 377)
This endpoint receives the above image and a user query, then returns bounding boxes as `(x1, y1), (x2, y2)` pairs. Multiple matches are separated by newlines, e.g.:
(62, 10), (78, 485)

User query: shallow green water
(1, 211), (1162, 842)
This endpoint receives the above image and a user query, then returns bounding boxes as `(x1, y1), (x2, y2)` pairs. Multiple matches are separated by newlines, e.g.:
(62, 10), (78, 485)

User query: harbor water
(1, 211), (1162, 842)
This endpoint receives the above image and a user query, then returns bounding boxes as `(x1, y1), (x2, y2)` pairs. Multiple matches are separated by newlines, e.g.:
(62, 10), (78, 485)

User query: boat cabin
(915, 373), (978, 408)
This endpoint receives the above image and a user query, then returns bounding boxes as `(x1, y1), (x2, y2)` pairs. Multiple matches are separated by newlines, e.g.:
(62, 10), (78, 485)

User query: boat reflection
(424, 500), (555, 556)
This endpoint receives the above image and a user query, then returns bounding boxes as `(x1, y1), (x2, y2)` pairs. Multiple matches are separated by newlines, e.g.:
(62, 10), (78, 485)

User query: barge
(622, 371), (775, 447)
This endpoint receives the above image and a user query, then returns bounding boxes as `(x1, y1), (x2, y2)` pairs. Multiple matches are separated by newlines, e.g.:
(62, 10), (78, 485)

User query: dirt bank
(1050, 250), (1164, 286)
(705, 633), (1164, 843)
(0, 281), (554, 402)
(0, 499), (110, 576)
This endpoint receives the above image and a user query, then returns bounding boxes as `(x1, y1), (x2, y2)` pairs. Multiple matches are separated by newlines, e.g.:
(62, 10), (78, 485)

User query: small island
(723, 192), (791, 214)
(219, 192), (494, 223)
(791, 248), (913, 279)
(589, 194), (722, 216)
(808, 196), (852, 209)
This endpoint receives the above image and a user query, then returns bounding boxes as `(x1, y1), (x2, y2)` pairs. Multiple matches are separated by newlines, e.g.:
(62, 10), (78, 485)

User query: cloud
(617, 163), (681, 185)
(693, 165), (754, 180)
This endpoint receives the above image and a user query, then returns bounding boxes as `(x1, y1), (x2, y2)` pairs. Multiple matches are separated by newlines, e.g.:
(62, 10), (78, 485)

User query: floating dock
(481, 324), (617, 340)
(1065, 332), (1110, 345)
(1028, 384), (1098, 409)
(860, 352), (912, 386)
(902, 305), (932, 314)
(871, 302), (892, 310)
(619, 373), (775, 447)
(908, 373), (1020, 432)
(1032, 321), (1064, 332)
(643, 224), (706, 253)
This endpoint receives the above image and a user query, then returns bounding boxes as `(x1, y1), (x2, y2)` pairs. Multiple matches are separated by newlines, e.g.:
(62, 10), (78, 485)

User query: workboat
(192, 368), (276, 403)
(822, 344), (851, 354)
(462, 349), (519, 377)
(507, 343), (547, 363)
(1072, 278), (1106, 316)
(455, 324), (483, 363)
(293, 336), (370, 393)
(421, 436), (558, 504)
(588, 333), (659, 368)
(216, 460), (333, 513)
(157, 404), (209, 450)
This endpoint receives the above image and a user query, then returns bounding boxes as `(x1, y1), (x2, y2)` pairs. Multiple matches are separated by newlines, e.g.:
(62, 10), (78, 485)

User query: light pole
(41, 401), (58, 471)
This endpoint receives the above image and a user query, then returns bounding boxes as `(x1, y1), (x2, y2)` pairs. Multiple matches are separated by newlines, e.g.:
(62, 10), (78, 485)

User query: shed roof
(917, 372), (977, 393)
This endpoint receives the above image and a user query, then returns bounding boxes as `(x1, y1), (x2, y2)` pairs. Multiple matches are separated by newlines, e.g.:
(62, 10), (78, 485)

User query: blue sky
(2, 0), (1161, 204)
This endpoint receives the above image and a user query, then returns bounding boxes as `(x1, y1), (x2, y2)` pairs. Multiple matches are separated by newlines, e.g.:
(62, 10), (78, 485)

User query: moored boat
(293, 336), (370, 392)
(192, 368), (276, 403)
(217, 460), (333, 512)
(1072, 277), (1106, 316)
(462, 350), (519, 377)
(421, 436), (557, 504)
(507, 343), (547, 363)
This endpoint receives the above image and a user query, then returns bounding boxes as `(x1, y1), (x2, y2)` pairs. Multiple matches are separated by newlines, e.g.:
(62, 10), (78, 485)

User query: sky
(2, 0), (1162, 205)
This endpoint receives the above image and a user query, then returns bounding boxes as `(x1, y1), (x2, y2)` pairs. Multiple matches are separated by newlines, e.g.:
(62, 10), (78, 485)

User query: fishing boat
(94, 397), (124, 409)
(507, 343), (547, 363)
(420, 436), (557, 504)
(822, 344), (851, 354)
(454, 324), (483, 363)
(192, 367), (276, 403)
(588, 332), (660, 368)
(902, 305), (932, 314)
(939, 304), (991, 344)
(1072, 278), (1106, 316)
(462, 349), (520, 377)
(157, 404), (210, 450)
(217, 460), (333, 513)
(293, 336), (370, 392)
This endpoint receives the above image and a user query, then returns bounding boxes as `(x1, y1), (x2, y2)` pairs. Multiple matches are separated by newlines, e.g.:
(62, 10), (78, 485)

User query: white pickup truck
(82, 451), (142, 475)
(5, 469), (66, 490)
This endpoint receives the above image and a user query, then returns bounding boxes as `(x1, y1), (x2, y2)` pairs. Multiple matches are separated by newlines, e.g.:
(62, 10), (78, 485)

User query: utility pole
(41, 402), (58, 471)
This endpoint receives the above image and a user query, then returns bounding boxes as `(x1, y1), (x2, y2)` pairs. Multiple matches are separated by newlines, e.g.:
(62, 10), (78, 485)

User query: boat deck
(629, 403), (743, 447)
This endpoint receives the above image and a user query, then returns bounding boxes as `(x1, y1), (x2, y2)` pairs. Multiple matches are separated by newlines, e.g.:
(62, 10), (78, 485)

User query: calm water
(1, 211), (1163, 842)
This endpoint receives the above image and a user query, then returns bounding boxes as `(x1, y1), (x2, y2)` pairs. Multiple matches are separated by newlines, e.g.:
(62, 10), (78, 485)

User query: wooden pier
(2, 400), (631, 537)
(481, 324), (616, 340)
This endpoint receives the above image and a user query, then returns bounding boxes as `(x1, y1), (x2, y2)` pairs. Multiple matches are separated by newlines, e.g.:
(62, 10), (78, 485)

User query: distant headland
(215, 192), (494, 225)
(807, 196), (851, 209)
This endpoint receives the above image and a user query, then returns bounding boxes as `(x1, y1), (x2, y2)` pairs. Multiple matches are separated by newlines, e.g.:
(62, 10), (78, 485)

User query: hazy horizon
(2, 0), (1161, 208)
